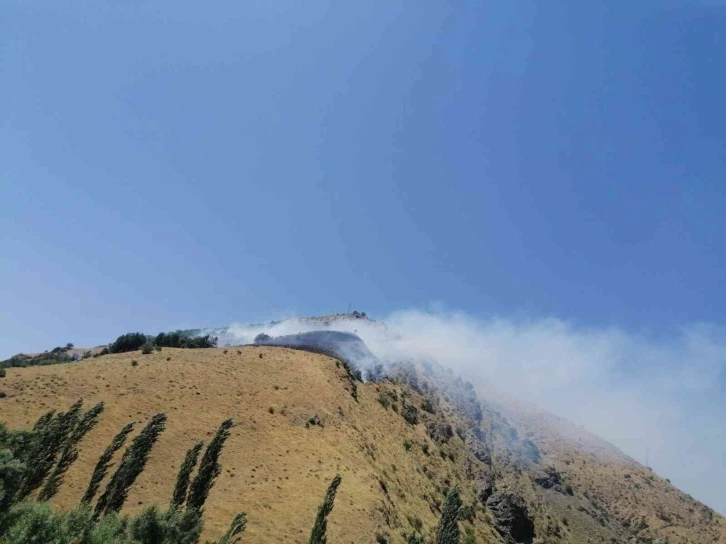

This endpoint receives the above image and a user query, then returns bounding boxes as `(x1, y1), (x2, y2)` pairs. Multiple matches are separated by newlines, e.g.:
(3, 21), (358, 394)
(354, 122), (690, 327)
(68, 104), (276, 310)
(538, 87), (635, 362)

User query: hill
(0, 340), (724, 543)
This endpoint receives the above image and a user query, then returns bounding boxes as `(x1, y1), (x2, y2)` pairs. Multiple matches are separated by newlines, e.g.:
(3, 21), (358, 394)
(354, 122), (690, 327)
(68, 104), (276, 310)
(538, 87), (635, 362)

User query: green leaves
(171, 441), (204, 510)
(82, 422), (135, 506)
(95, 413), (167, 517)
(434, 487), (462, 544)
(309, 474), (342, 544)
(187, 419), (234, 512)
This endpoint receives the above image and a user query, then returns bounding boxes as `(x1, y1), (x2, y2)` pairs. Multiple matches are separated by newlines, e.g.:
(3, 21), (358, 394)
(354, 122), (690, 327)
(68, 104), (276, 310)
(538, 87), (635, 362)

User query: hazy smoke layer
(213, 310), (726, 514)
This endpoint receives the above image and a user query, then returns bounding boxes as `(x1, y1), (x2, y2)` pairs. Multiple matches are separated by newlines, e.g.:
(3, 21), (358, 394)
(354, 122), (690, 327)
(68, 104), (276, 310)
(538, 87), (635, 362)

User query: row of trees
(0, 399), (467, 543)
(0, 329), (221, 371)
(109, 331), (218, 354)
(0, 400), (242, 543)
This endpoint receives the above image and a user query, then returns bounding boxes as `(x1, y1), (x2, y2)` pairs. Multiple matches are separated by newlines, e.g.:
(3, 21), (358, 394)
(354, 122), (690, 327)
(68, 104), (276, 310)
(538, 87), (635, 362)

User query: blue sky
(2, 0), (726, 514)
(2, 0), (725, 353)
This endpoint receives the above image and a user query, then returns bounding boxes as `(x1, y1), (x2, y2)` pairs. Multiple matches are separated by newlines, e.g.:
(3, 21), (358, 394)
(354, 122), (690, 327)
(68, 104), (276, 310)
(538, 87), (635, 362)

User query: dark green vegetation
(1, 399), (451, 543)
(111, 331), (218, 354)
(171, 441), (204, 510)
(434, 487), (462, 544)
(0, 345), (77, 370)
(309, 474), (342, 544)
(186, 419), (234, 512)
(0, 400), (245, 544)
(1, 330), (220, 371)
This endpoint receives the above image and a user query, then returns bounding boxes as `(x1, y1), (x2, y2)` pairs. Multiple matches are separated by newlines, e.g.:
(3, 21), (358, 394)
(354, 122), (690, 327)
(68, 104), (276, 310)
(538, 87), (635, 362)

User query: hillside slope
(0, 344), (723, 543)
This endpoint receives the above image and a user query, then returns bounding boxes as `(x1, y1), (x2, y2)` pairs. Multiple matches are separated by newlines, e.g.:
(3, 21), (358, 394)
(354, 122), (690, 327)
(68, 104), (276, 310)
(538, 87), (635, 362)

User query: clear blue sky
(2, 0), (725, 356)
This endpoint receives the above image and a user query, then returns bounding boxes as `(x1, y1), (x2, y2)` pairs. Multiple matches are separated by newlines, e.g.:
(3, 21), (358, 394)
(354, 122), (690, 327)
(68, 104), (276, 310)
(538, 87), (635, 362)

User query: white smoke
(212, 310), (726, 514)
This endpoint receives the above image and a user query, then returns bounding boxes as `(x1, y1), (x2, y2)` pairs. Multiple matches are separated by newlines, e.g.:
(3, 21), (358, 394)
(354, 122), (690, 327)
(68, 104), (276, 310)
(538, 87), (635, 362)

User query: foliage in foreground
(0, 401), (245, 544)
(309, 474), (342, 544)
(434, 486), (462, 544)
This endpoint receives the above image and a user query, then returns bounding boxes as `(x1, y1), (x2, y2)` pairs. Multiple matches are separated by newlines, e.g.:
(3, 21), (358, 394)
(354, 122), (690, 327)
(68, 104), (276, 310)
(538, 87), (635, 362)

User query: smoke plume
(212, 309), (726, 514)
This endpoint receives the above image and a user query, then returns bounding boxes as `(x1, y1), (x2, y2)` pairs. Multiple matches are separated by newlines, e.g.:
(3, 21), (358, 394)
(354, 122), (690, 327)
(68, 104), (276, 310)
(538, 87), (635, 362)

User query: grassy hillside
(484, 392), (726, 544)
(0, 345), (723, 543)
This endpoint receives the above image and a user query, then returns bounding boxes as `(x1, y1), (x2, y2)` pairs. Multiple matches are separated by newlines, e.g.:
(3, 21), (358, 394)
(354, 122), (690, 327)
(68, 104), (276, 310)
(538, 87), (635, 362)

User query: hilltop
(0, 320), (724, 543)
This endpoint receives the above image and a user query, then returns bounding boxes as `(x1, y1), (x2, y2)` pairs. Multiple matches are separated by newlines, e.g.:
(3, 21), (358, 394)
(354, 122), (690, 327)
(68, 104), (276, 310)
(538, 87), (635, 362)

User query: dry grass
(4, 345), (722, 543)
(0, 347), (492, 543)
(487, 391), (726, 544)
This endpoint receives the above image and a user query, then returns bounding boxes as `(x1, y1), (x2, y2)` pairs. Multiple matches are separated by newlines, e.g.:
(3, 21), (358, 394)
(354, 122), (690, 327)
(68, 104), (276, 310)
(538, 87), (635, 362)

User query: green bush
(421, 395), (438, 414)
(141, 343), (154, 355)
(402, 405), (419, 425)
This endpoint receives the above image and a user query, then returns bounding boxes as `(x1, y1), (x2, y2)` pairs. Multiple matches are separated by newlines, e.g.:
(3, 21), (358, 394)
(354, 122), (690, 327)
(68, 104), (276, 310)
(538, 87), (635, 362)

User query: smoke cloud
(212, 310), (726, 514)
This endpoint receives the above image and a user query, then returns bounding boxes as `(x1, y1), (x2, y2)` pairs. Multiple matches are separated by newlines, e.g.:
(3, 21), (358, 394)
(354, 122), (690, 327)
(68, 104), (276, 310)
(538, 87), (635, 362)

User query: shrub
(155, 345), (162, 352)
(0, 368), (5, 378)
(402, 405), (419, 425)
(141, 343), (154, 355)
(403, 440), (413, 451)
(422, 395), (438, 414)
(166, 357), (171, 361)
(422, 444), (430, 455)
(459, 504), (475, 522)
(254, 333), (271, 343)
(0, 449), (25, 513)
(428, 421), (454, 444)
(131, 360), (138, 367)
(378, 392), (392, 409)
(129, 504), (202, 544)
(407, 516), (423, 532)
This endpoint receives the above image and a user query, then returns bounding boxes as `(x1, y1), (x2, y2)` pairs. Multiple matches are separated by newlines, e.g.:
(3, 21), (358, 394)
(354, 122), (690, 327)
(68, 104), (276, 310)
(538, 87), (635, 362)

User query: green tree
(109, 333), (148, 354)
(39, 402), (105, 501)
(171, 441), (203, 510)
(95, 413), (167, 517)
(82, 422), (135, 506)
(217, 512), (247, 544)
(309, 474), (342, 544)
(17, 400), (83, 500)
(187, 419), (234, 512)
(0, 450), (26, 514)
(434, 487), (462, 544)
